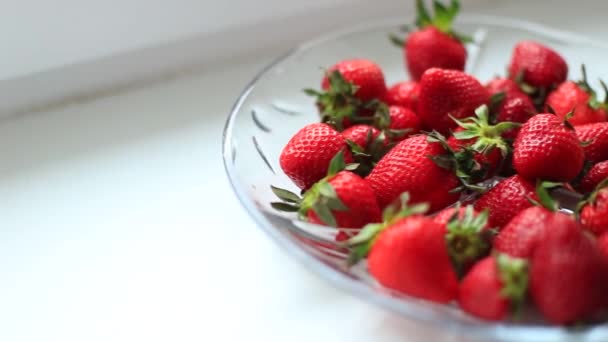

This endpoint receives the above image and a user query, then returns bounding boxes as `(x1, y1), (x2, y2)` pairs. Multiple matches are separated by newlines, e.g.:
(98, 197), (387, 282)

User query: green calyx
(372, 102), (413, 142)
(270, 151), (356, 227)
(575, 178), (608, 216)
(528, 180), (562, 212)
(415, 0), (470, 42)
(496, 253), (529, 320)
(304, 70), (374, 131)
(452, 104), (520, 158)
(426, 131), (488, 193)
(577, 64), (608, 111)
(445, 205), (492, 278)
(346, 192), (430, 265)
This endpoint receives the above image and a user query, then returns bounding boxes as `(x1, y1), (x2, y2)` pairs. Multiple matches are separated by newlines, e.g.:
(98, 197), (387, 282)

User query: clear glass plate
(223, 14), (608, 342)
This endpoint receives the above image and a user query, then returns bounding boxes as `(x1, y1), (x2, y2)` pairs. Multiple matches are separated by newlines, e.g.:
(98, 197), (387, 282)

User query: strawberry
(365, 134), (461, 211)
(530, 230), (607, 324)
(321, 59), (387, 102)
(306, 59), (387, 130)
(369, 215), (458, 302)
(350, 199), (489, 302)
(485, 78), (525, 98)
(399, 0), (467, 81)
(508, 41), (568, 90)
(383, 81), (420, 110)
(575, 122), (608, 163)
(493, 92), (537, 139)
(458, 254), (528, 321)
(494, 182), (580, 259)
(448, 105), (519, 177)
(433, 205), (475, 226)
(599, 232), (608, 259)
(545, 66), (608, 126)
(580, 160), (608, 193)
(349, 194), (457, 302)
(474, 175), (538, 229)
(513, 114), (584, 182)
(279, 123), (352, 189)
(579, 184), (608, 236)
(272, 152), (381, 229)
(342, 124), (389, 177)
(417, 68), (488, 133)
(385, 105), (422, 142)
(341, 125), (381, 150)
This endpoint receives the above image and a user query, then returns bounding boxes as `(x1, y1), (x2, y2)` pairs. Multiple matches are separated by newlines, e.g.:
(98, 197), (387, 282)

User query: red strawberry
(474, 175), (538, 229)
(307, 59), (386, 130)
(495, 208), (579, 258)
(494, 92), (537, 139)
(279, 123), (352, 189)
(306, 171), (382, 229)
(599, 232), (608, 259)
(485, 78), (525, 98)
(433, 206), (473, 226)
(458, 254), (528, 321)
(530, 230), (607, 324)
(580, 160), (608, 193)
(579, 187), (608, 236)
(386, 105), (422, 142)
(321, 59), (387, 102)
(341, 125), (381, 150)
(368, 215), (459, 302)
(448, 105), (519, 177)
(366, 135), (460, 211)
(545, 77), (607, 126)
(417, 68), (488, 133)
(513, 114), (584, 182)
(575, 122), (608, 163)
(508, 41), (568, 89)
(383, 81), (420, 110)
(351, 199), (487, 302)
(448, 127), (502, 176)
(272, 153), (381, 230)
(401, 0), (467, 80)
(341, 124), (389, 177)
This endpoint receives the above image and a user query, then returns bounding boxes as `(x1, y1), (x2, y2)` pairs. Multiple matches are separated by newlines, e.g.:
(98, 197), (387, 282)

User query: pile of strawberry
(271, 0), (608, 325)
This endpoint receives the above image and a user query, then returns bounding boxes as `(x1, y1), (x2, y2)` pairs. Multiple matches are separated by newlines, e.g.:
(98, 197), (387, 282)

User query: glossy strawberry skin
(495, 93), (537, 139)
(580, 161), (608, 193)
(417, 68), (488, 134)
(599, 233), (608, 259)
(494, 208), (579, 258)
(474, 175), (538, 229)
(580, 188), (608, 236)
(485, 78), (524, 98)
(383, 81), (420, 110)
(458, 257), (510, 321)
(366, 135), (460, 211)
(508, 41), (568, 89)
(575, 122), (608, 163)
(321, 59), (387, 102)
(368, 216), (459, 303)
(513, 114), (584, 182)
(341, 125), (381, 150)
(405, 27), (467, 81)
(545, 81), (607, 126)
(280, 123), (352, 189)
(388, 105), (422, 142)
(307, 171), (381, 229)
(530, 232), (607, 324)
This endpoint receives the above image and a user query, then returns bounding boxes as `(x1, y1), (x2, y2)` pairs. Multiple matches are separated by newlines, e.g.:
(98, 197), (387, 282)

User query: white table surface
(2, 1), (608, 341)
